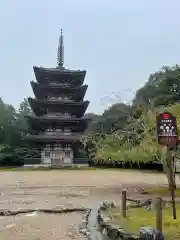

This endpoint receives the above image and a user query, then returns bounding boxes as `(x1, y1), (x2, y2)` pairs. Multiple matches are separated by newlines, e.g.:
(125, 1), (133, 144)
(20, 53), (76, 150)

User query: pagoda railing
(26, 132), (82, 140)
(26, 132), (81, 137)
(50, 82), (73, 87)
(44, 131), (72, 136)
(44, 113), (75, 118)
(47, 97), (73, 102)
(44, 144), (72, 150)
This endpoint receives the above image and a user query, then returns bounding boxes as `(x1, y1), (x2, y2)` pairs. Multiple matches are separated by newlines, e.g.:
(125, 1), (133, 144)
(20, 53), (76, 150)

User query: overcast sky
(0, 0), (180, 113)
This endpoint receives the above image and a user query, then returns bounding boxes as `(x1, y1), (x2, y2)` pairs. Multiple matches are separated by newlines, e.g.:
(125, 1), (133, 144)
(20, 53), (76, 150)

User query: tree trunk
(172, 158), (176, 189)
(163, 154), (176, 190)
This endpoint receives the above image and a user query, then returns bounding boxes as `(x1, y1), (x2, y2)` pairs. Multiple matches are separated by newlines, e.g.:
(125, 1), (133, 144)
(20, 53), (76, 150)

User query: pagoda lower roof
(28, 97), (89, 106)
(25, 115), (91, 123)
(25, 133), (82, 143)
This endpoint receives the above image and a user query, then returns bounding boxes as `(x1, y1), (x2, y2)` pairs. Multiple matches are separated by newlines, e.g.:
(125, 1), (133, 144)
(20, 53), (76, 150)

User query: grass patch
(0, 167), (165, 173)
(0, 166), (98, 171)
(0, 167), (52, 171)
(107, 204), (180, 239)
(144, 186), (180, 197)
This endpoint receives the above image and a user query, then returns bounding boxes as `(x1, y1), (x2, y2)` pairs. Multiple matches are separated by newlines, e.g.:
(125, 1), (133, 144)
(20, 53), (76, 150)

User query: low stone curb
(97, 201), (138, 240)
(79, 208), (92, 239)
(0, 208), (88, 216)
(78, 200), (165, 239)
(97, 200), (164, 240)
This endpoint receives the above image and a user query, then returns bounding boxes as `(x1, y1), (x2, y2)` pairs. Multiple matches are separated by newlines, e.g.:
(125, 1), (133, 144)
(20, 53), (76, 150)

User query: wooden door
(52, 151), (64, 166)
(51, 153), (56, 166)
(58, 151), (64, 165)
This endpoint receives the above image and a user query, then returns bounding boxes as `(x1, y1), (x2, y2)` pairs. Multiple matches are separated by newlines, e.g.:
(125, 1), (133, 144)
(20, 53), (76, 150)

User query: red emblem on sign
(163, 113), (169, 119)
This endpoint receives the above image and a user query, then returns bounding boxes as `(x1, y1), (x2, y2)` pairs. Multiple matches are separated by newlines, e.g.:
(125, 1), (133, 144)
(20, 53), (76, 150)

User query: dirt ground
(0, 169), (178, 239)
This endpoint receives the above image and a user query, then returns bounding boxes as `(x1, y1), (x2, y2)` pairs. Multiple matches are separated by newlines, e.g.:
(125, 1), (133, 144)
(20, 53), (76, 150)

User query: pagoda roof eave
(33, 67), (86, 85)
(25, 115), (91, 123)
(25, 134), (83, 143)
(30, 81), (88, 91)
(28, 97), (89, 107)
(28, 98), (89, 117)
(30, 81), (88, 100)
(33, 66), (86, 76)
(26, 116), (89, 130)
(24, 138), (77, 144)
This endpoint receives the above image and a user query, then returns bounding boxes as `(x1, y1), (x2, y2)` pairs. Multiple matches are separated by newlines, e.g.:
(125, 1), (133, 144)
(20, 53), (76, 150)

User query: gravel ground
(0, 213), (86, 240)
(0, 169), (178, 239)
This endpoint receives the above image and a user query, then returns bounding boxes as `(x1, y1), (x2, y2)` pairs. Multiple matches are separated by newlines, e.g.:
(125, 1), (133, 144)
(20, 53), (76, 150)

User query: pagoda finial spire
(57, 29), (64, 68)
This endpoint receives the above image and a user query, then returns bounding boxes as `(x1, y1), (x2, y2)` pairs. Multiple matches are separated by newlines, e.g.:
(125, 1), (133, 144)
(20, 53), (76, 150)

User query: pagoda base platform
(23, 163), (89, 169)
(50, 163), (89, 169)
(24, 157), (90, 168)
(41, 148), (74, 166)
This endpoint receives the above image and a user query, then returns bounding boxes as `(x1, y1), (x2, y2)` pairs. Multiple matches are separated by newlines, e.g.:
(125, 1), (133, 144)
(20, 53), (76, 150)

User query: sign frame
(156, 111), (178, 219)
(156, 112), (178, 148)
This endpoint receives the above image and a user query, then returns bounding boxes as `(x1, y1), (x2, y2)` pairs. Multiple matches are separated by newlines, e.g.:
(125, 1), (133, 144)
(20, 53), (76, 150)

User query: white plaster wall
(41, 150), (51, 165)
(64, 150), (73, 164)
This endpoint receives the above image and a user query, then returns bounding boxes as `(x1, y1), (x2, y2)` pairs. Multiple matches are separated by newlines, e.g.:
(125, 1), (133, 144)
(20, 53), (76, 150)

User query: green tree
(16, 98), (32, 137)
(86, 103), (131, 134)
(0, 98), (18, 146)
(133, 65), (180, 107)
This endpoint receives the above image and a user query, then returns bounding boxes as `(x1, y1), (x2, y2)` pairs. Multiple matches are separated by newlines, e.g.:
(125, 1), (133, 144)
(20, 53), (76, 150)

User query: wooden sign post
(156, 112), (178, 220)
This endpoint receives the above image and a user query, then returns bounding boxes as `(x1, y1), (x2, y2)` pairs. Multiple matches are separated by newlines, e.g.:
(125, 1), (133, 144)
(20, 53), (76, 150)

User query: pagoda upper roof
(34, 66), (86, 74)
(33, 66), (86, 85)
(28, 97), (89, 118)
(30, 81), (88, 101)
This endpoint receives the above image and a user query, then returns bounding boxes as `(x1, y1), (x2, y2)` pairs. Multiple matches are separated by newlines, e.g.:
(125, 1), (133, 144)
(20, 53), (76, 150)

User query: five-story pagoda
(25, 30), (90, 167)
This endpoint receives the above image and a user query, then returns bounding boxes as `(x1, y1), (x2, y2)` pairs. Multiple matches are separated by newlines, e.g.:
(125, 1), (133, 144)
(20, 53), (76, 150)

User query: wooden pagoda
(25, 30), (90, 167)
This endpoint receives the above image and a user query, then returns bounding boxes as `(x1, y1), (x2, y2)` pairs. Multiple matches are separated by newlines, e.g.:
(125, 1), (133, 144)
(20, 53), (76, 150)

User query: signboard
(156, 112), (178, 220)
(156, 112), (178, 147)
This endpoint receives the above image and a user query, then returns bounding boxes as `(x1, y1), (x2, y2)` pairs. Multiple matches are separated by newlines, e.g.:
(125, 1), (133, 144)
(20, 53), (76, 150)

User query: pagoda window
(56, 112), (63, 116)
(51, 81), (58, 85)
(45, 129), (54, 136)
(50, 97), (56, 101)
(65, 144), (72, 150)
(55, 143), (61, 148)
(65, 151), (70, 158)
(64, 128), (71, 135)
(55, 129), (62, 134)
(64, 112), (70, 117)
(57, 96), (62, 100)
(45, 151), (50, 158)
